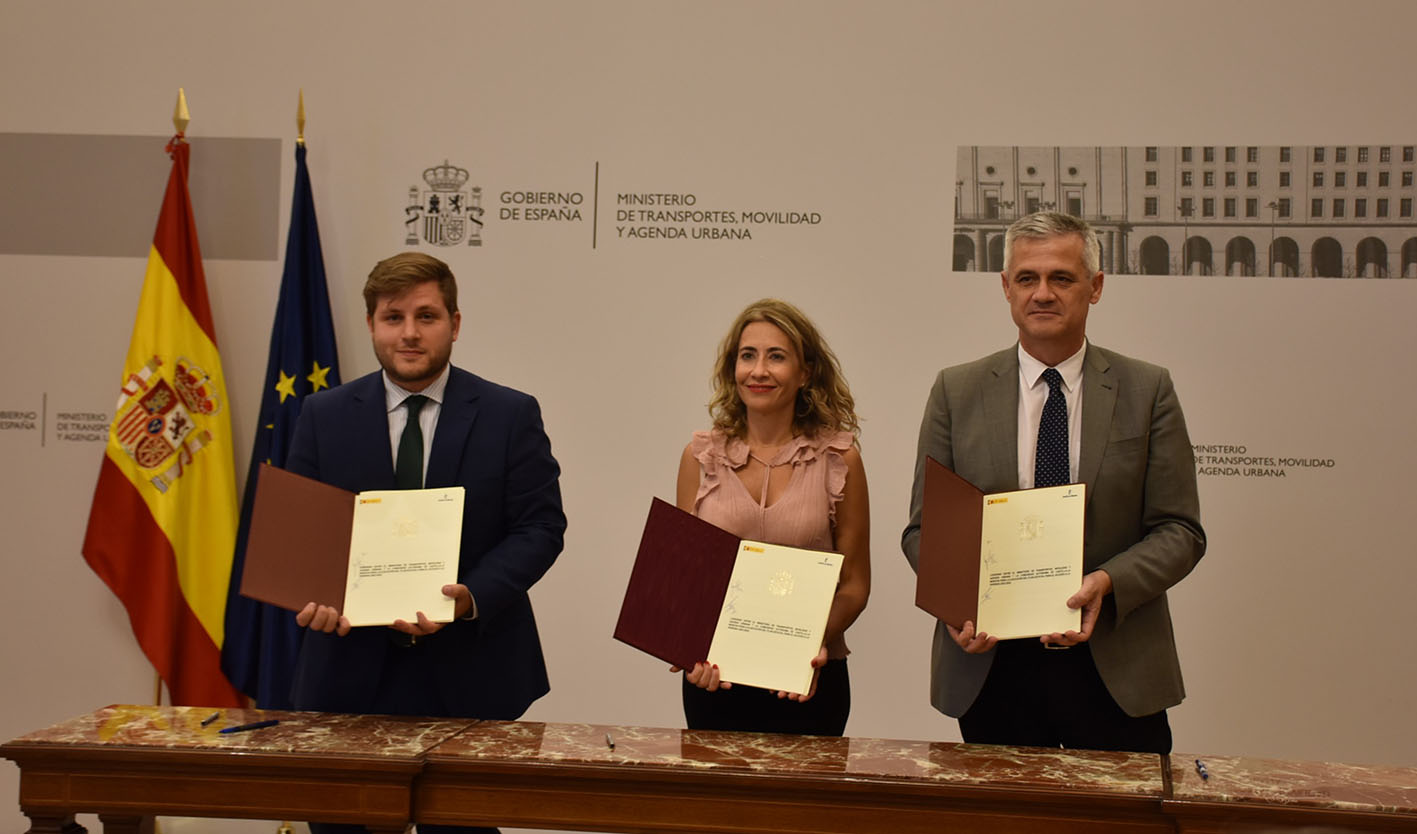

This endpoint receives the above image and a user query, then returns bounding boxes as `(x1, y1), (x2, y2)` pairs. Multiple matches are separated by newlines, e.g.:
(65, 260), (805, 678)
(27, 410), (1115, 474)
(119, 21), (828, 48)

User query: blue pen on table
(220, 719), (281, 735)
(1194, 758), (1209, 781)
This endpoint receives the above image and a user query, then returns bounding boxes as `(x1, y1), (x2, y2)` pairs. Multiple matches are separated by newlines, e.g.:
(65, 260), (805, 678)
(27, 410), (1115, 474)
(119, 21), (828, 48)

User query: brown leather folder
(613, 498), (740, 670)
(239, 463), (356, 613)
(915, 456), (985, 630)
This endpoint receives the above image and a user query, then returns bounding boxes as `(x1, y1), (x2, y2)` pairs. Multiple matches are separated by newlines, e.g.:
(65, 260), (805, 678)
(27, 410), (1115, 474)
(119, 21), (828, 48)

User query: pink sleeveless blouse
(690, 428), (855, 658)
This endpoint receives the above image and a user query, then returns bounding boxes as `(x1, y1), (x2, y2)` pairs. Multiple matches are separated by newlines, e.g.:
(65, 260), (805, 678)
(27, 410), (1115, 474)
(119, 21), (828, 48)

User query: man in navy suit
(288, 251), (565, 728)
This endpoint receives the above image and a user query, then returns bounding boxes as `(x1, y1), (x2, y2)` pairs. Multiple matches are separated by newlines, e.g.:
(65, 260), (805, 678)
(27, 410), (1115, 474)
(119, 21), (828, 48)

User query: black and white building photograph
(955, 145), (1417, 277)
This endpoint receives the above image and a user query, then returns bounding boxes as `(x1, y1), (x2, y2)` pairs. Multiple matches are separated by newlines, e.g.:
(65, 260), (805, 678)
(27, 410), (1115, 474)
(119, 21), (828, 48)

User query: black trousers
(682, 657), (851, 736)
(957, 640), (1172, 754)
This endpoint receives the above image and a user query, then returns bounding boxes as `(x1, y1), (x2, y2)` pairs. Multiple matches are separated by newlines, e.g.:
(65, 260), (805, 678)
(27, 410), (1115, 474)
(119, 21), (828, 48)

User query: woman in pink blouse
(674, 298), (870, 736)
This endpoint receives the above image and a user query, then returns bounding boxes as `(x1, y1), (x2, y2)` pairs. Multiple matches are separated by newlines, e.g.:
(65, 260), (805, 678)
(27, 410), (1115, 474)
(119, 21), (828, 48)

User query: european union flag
(222, 142), (340, 707)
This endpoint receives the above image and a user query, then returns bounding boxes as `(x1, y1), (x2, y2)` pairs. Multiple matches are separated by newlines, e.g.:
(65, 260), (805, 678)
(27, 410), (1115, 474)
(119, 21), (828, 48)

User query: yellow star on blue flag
(307, 360), (332, 392)
(274, 370), (298, 403)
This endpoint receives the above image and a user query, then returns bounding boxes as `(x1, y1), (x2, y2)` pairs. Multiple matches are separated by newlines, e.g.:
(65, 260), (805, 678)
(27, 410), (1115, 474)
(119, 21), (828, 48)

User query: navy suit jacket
(285, 366), (565, 719)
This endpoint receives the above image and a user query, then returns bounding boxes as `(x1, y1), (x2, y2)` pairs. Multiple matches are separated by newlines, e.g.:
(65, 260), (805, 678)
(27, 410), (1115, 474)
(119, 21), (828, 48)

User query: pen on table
(200, 712), (220, 727)
(605, 732), (615, 751)
(1194, 758), (1209, 781)
(220, 719), (281, 735)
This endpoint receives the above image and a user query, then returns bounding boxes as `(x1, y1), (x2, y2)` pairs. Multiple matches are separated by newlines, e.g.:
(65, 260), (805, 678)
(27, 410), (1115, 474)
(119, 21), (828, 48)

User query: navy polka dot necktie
(395, 395), (428, 489)
(1034, 368), (1069, 488)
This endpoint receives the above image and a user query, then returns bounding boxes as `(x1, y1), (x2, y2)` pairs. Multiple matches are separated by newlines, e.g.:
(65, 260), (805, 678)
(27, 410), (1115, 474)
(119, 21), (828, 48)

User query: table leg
(20, 813), (86, 834)
(96, 815), (154, 834)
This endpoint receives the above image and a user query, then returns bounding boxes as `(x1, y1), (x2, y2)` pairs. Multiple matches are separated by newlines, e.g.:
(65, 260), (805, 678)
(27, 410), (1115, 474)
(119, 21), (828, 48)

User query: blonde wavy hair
(708, 298), (860, 441)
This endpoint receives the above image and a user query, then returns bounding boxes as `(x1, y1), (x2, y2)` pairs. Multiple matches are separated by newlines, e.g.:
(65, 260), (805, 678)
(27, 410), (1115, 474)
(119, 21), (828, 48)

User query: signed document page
(342, 486), (465, 627)
(706, 541), (843, 695)
(977, 484), (1084, 639)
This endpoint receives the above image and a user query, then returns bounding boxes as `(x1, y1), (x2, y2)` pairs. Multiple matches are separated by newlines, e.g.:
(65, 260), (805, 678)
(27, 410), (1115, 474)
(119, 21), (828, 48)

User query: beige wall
(4, 2), (1416, 832)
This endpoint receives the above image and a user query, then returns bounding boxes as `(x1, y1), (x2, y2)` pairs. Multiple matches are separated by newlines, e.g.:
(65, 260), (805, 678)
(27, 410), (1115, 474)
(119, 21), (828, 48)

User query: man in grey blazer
(902, 212), (1204, 753)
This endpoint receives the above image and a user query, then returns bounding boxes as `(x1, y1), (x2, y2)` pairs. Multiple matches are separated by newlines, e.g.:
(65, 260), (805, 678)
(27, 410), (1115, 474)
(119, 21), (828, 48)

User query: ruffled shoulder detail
(817, 430), (856, 524)
(690, 430), (747, 508)
(690, 429), (750, 467)
(778, 429), (853, 465)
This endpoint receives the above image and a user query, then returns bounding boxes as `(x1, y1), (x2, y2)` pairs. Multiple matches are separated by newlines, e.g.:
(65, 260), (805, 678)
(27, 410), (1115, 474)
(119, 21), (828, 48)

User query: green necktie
(395, 394), (428, 489)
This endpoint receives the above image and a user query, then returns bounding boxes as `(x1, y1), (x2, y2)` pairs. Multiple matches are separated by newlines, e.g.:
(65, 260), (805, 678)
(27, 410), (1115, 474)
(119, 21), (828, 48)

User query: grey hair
(1002, 211), (1101, 275)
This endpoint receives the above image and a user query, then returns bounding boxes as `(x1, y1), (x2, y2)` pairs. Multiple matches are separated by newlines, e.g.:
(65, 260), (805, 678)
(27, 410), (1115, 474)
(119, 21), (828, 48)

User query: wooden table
(416, 721), (1170, 833)
(7, 707), (1417, 834)
(1, 705), (473, 834)
(1165, 752), (1417, 832)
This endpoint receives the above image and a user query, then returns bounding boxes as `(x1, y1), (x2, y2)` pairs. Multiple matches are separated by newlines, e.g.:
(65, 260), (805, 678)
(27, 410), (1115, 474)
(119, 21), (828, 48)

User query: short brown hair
(363, 252), (459, 316)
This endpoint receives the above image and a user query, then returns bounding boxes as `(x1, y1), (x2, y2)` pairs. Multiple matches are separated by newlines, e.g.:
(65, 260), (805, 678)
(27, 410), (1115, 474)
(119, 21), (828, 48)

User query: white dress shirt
(1016, 341), (1086, 489)
(380, 364), (477, 620)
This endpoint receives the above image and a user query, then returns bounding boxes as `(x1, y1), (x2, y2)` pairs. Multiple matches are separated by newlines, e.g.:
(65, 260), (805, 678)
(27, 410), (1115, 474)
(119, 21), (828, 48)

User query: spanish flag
(82, 134), (243, 706)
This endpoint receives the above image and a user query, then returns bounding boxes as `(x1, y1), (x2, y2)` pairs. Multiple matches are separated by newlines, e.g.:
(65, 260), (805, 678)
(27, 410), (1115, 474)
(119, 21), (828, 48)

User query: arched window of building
(1355, 237), (1388, 278)
(1270, 237), (1300, 277)
(987, 235), (1005, 272)
(1139, 236), (1169, 275)
(953, 234), (976, 272)
(1311, 237), (1344, 278)
(1183, 236), (1213, 275)
(1400, 238), (1417, 277)
(1225, 237), (1256, 276)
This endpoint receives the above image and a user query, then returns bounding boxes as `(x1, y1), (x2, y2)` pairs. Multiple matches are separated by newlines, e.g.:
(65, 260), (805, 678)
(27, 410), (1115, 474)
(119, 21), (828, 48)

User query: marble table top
(1172, 752), (1417, 815)
(5, 704), (475, 759)
(10, 707), (1417, 822)
(426, 720), (1166, 796)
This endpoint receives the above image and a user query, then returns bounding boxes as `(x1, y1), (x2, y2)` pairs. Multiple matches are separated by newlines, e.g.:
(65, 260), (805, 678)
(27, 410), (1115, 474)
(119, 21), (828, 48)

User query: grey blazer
(902, 344), (1205, 718)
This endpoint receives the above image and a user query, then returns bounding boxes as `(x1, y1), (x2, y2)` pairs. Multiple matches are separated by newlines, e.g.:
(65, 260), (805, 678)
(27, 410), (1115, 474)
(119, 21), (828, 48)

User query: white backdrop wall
(3, 2), (1416, 833)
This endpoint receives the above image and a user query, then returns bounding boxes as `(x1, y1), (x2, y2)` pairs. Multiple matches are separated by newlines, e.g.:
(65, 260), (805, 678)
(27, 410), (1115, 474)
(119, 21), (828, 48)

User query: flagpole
(271, 88), (306, 834)
(173, 87), (189, 139)
(149, 85), (190, 712)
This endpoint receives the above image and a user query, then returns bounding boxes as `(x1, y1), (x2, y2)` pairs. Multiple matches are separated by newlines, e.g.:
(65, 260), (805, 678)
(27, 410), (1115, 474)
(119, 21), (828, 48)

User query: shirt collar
(1018, 340), (1087, 393)
(382, 364), (450, 413)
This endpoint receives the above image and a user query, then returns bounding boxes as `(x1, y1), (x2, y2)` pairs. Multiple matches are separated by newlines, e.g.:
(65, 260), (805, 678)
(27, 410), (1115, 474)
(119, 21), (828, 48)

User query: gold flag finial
(296, 89), (306, 146)
(173, 87), (190, 136)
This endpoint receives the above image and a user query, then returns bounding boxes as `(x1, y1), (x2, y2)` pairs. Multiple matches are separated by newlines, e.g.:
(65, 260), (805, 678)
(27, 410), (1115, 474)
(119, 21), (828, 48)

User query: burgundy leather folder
(239, 463), (356, 613)
(613, 498), (740, 670)
(915, 456), (985, 630)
